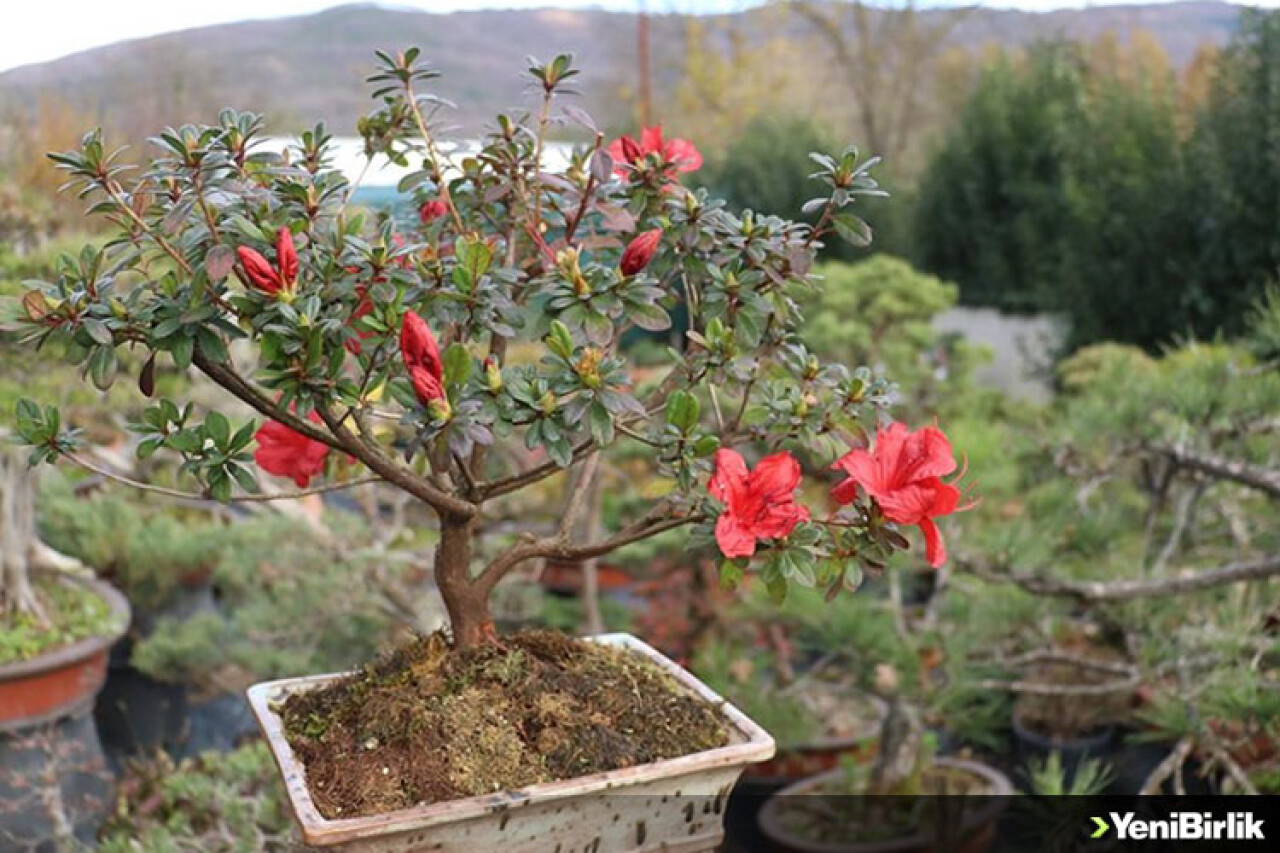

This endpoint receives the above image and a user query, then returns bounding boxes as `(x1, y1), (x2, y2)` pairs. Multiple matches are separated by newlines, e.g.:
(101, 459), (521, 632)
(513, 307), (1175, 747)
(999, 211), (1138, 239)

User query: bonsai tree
(12, 50), (969, 650)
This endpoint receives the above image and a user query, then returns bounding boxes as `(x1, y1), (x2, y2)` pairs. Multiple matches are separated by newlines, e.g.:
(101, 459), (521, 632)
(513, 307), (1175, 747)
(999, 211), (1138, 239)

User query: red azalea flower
(236, 227), (297, 296)
(607, 125), (702, 179)
(400, 310), (445, 404)
(710, 448), (810, 559)
(831, 422), (973, 568)
(253, 413), (330, 488)
(419, 200), (449, 224)
(620, 228), (662, 276)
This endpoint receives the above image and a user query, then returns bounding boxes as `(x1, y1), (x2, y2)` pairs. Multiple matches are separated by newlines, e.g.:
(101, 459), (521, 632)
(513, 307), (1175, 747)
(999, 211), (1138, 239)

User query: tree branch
(65, 452), (379, 503)
(1146, 442), (1280, 499)
(313, 403), (477, 519)
(474, 506), (696, 597)
(479, 439), (595, 500)
(962, 553), (1280, 602)
(192, 349), (345, 452)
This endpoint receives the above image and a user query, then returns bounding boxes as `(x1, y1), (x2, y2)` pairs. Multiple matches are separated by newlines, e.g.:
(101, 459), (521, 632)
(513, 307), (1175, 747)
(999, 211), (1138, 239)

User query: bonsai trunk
(434, 515), (494, 649)
(0, 444), (45, 623)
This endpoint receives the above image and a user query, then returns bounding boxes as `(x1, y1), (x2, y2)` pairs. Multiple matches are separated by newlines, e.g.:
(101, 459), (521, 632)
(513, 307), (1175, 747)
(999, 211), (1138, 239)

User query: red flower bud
(236, 246), (282, 294)
(400, 310), (445, 405)
(276, 227), (297, 286)
(620, 228), (662, 276)
(419, 200), (449, 224)
(409, 366), (446, 405)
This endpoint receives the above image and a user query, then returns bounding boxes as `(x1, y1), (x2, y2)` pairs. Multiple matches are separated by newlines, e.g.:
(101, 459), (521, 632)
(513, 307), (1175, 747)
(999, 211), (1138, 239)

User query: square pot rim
(246, 631), (776, 847)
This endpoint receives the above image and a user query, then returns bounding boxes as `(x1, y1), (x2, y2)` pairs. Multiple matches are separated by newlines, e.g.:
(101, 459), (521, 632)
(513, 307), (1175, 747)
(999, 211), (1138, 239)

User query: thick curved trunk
(434, 515), (494, 649)
(0, 445), (45, 623)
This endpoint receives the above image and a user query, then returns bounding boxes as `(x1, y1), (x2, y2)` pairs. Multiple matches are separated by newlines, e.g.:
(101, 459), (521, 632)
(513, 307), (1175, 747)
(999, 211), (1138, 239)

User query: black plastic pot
(1012, 710), (1116, 786)
(1104, 733), (1214, 795)
(95, 660), (189, 767)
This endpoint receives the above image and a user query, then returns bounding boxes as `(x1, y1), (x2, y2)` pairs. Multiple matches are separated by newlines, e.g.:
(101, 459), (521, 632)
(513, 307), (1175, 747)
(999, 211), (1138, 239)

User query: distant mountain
(0, 2), (1244, 138)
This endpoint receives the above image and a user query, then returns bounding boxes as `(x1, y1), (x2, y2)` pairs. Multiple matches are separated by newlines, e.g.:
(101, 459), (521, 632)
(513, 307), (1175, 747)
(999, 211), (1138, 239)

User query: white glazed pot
(247, 633), (776, 852)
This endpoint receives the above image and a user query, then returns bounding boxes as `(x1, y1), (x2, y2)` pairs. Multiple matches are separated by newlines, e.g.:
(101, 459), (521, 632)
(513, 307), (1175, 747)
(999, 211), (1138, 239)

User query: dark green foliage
(914, 18), (1280, 351)
(1187, 10), (1280, 341)
(699, 114), (836, 225)
(914, 44), (1087, 314)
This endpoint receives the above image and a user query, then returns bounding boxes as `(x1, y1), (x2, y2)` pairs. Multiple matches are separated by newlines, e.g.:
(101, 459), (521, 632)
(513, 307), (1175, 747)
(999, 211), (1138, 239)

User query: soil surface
(278, 630), (729, 818)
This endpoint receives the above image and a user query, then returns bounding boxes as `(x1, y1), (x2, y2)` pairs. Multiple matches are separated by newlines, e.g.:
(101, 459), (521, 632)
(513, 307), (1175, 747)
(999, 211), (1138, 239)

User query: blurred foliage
(914, 15), (1280, 352)
(98, 742), (292, 853)
(1186, 11), (1280, 345)
(36, 475), (397, 686)
(797, 257), (987, 419)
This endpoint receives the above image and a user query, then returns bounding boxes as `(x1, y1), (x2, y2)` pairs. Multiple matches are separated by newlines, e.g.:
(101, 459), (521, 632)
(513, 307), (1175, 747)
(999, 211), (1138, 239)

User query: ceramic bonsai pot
(248, 632), (776, 852)
(756, 758), (1014, 853)
(0, 575), (130, 849)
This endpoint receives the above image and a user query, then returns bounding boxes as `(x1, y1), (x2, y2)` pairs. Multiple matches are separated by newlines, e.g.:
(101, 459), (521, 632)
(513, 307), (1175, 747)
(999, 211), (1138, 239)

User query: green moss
(97, 743), (293, 853)
(0, 575), (121, 664)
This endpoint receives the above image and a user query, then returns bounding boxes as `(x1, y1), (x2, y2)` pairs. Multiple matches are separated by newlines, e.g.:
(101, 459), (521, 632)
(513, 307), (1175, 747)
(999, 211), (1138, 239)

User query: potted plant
(0, 443), (129, 848)
(758, 678), (1013, 853)
(13, 49), (972, 851)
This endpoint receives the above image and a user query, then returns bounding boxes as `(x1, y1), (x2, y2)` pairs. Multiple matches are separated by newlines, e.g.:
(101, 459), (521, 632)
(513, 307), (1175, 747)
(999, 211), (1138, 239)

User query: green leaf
(455, 236), (492, 284)
(546, 320), (574, 359)
(205, 412), (231, 448)
(588, 400), (614, 446)
(443, 343), (471, 387)
(692, 435), (721, 457)
(719, 560), (745, 590)
(833, 212), (872, 248)
(87, 346), (117, 391)
(82, 318), (113, 346)
(665, 391), (700, 432)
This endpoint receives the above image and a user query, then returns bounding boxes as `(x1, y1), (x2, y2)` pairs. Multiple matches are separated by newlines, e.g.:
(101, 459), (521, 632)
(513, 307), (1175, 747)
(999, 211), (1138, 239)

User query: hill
(0, 2), (1244, 137)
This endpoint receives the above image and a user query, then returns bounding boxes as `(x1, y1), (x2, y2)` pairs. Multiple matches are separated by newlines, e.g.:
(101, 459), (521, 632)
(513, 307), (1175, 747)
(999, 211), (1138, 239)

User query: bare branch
(479, 439), (594, 500)
(1140, 737), (1195, 795)
(961, 553), (1280, 602)
(1147, 442), (1280, 499)
(65, 452), (379, 503)
(474, 505), (695, 597)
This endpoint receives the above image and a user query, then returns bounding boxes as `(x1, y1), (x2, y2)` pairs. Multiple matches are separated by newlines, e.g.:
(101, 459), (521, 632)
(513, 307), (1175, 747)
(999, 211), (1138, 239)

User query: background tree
(1186, 9), (1280, 341)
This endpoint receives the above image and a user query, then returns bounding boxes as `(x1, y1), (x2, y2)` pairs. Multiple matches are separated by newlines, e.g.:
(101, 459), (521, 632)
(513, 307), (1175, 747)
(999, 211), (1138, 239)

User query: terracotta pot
(0, 575), (130, 731)
(248, 632), (776, 852)
(757, 759), (1013, 853)
(0, 575), (130, 849)
(540, 558), (635, 594)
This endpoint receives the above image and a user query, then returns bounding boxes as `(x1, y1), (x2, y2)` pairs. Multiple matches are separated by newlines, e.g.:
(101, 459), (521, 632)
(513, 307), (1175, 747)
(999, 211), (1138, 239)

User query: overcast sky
(3, 1), (1274, 73)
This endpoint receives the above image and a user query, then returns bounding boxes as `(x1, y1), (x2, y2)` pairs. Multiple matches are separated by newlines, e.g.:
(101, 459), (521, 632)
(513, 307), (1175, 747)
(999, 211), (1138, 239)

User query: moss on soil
(279, 630), (730, 819)
(0, 574), (120, 665)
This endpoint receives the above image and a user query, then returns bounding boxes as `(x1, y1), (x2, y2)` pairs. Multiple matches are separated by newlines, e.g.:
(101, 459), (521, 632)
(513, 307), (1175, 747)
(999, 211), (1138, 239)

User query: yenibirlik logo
(1091, 811), (1265, 841)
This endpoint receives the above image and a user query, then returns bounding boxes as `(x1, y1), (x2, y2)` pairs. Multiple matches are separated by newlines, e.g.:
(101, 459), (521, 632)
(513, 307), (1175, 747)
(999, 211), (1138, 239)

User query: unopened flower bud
(428, 396), (453, 422)
(576, 348), (604, 389)
(538, 391), (558, 415)
(484, 357), (503, 393)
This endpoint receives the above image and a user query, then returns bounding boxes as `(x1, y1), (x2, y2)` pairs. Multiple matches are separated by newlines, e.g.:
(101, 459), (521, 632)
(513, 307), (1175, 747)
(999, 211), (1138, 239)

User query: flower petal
(665, 137), (703, 172)
(276, 227), (297, 285)
(640, 125), (665, 156)
(918, 517), (947, 568)
(715, 512), (757, 559)
(709, 448), (749, 508)
(751, 451), (803, 501)
(752, 500), (810, 541)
